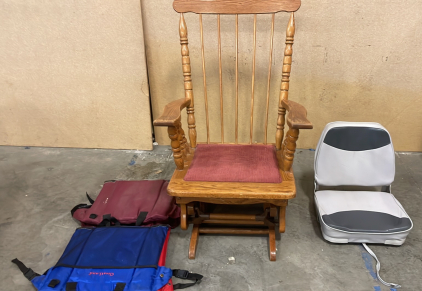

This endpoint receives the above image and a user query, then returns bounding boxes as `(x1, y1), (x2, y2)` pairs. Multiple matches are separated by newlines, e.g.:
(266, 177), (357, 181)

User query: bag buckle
(175, 269), (190, 279)
(24, 269), (38, 281)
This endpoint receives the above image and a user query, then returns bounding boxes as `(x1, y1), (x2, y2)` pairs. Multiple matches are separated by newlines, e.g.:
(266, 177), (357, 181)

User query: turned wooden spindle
(276, 107), (286, 149)
(180, 13), (197, 148)
(282, 128), (299, 172)
(235, 14), (239, 144)
(218, 14), (224, 143)
(264, 13), (275, 145)
(250, 14), (257, 144)
(276, 12), (295, 150)
(199, 14), (210, 144)
(168, 125), (184, 170)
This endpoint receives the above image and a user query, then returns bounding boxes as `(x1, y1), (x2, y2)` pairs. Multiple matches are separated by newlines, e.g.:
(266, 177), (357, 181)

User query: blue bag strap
(172, 269), (203, 290)
(11, 258), (40, 281)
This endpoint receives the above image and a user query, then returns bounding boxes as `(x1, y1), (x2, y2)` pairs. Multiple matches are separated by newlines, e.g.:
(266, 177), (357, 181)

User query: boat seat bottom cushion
(315, 191), (412, 243)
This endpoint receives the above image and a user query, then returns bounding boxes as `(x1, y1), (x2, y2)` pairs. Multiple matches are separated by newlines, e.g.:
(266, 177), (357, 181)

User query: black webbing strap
(172, 269), (203, 290)
(48, 279), (60, 288)
(135, 212), (148, 226)
(66, 282), (77, 291)
(98, 214), (121, 227)
(11, 258), (40, 281)
(70, 192), (95, 217)
(66, 282), (124, 290)
(70, 204), (91, 216)
(114, 283), (126, 291)
(98, 214), (110, 227)
(86, 192), (95, 204)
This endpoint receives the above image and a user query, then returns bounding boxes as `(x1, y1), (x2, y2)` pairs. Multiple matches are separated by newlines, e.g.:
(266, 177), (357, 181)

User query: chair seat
(315, 190), (413, 245)
(184, 144), (281, 183)
(167, 145), (296, 200)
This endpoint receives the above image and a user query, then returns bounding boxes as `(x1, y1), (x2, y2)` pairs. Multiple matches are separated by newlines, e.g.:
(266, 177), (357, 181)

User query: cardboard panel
(0, 0), (152, 150)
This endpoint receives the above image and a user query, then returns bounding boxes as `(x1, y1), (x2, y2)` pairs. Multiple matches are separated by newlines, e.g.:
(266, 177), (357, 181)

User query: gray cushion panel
(324, 127), (391, 151)
(322, 210), (412, 233)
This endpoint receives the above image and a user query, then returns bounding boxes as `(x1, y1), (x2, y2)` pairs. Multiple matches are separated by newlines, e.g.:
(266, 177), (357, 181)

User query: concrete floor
(1, 145), (421, 291)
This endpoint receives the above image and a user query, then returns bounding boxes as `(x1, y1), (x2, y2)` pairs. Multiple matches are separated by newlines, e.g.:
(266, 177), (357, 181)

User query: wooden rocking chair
(154, 0), (312, 261)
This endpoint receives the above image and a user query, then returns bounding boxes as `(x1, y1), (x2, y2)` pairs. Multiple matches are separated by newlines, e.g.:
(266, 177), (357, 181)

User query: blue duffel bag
(12, 226), (202, 291)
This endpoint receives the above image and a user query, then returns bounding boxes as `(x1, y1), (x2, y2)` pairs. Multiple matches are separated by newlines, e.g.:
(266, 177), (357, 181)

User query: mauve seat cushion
(184, 144), (281, 183)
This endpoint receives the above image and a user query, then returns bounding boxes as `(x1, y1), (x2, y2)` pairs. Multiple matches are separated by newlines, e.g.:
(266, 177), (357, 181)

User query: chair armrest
(153, 98), (191, 127)
(281, 100), (313, 129)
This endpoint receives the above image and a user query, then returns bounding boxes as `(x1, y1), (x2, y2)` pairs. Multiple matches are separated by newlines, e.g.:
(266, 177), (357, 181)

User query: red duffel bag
(71, 180), (180, 228)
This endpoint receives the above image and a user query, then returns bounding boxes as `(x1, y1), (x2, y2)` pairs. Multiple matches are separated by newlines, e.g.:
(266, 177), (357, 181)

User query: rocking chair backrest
(173, 0), (301, 148)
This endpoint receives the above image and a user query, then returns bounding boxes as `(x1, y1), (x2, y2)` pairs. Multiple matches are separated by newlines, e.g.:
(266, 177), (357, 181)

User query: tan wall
(0, 0), (152, 150)
(144, 0), (422, 151)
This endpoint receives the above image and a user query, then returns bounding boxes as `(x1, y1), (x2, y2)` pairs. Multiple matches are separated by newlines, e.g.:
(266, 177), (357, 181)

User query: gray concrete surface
(0, 145), (421, 291)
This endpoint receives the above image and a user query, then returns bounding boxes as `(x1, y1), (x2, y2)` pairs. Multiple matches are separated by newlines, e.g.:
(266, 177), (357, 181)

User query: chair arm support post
(154, 99), (191, 169)
(277, 99), (311, 171)
(281, 127), (299, 172)
(168, 123), (185, 170)
(177, 120), (190, 157)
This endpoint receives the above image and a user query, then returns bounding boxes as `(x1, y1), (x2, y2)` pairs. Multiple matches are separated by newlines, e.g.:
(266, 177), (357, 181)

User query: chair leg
(279, 205), (286, 233)
(187, 203), (195, 215)
(181, 204), (188, 230)
(189, 224), (200, 259)
(269, 226), (276, 261)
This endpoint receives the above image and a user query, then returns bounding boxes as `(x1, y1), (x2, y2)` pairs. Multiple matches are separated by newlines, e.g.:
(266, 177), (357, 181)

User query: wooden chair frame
(154, 0), (312, 261)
